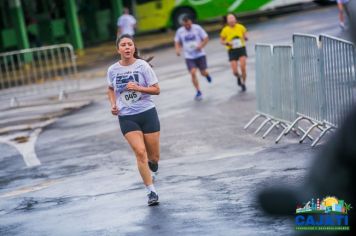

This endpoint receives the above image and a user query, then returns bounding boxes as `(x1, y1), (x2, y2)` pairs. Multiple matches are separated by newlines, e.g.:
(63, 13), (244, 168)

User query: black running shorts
(228, 47), (247, 61)
(119, 107), (160, 136)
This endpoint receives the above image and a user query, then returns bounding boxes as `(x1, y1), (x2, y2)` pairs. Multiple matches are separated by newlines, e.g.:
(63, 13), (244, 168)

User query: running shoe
(236, 74), (242, 86)
(147, 191), (159, 206)
(205, 75), (212, 83)
(195, 91), (203, 101)
(241, 83), (246, 92)
(148, 161), (158, 172)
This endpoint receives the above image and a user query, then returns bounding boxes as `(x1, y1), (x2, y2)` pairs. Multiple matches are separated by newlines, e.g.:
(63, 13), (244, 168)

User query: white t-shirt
(107, 59), (158, 116)
(117, 14), (136, 36)
(174, 24), (208, 59)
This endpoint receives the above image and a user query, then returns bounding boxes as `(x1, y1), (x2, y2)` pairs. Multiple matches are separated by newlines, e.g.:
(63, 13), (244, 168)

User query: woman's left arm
(244, 32), (249, 41)
(126, 82), (160, 95)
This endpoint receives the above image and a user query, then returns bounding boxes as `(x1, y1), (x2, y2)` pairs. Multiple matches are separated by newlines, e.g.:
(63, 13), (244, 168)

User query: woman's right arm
(107, 86), (119, 115)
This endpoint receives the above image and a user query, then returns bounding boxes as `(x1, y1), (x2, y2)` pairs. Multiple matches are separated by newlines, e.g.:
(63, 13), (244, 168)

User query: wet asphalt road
(0, 5), (350, 236)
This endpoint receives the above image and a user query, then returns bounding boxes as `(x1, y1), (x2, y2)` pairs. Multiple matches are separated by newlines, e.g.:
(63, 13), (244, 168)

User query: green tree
(343, 203), (352, 213)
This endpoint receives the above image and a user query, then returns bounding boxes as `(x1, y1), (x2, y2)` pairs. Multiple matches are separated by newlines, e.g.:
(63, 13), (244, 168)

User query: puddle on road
(0, 164), (98, 196)
(14, 197), (69, 212)
(12, 136), (29, 143)
(283, 167), (306, 172)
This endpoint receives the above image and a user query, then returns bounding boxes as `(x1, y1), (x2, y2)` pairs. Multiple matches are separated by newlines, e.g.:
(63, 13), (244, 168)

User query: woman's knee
(135, 148), (147, 163)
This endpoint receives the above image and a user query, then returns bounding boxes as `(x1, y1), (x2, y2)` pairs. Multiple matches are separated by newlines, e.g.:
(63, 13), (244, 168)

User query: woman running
(220, 13), (248, 92)
(107, 34), (161, 206)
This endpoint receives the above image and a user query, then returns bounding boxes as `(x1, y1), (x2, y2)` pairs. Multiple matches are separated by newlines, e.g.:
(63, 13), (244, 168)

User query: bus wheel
(172, 7), (196, 29)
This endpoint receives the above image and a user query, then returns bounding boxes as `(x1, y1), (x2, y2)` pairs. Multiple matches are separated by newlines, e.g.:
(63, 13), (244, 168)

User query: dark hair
(182, 15), (192, 23)
(223, 13), (238, 25)
(116, 34), (154, 66)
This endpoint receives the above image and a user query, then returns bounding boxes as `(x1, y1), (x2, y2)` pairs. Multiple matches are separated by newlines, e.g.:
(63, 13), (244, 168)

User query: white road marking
(0, 119), (57, 167)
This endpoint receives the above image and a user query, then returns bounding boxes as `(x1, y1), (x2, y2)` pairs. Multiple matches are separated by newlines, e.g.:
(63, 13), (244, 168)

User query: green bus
(131, 0), (328, 31)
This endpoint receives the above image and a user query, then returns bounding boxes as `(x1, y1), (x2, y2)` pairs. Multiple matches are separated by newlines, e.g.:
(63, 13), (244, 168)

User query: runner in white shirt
(107, 34), (160, 206)
(117, 8), (136, 36)
(174, 16), (213, 101)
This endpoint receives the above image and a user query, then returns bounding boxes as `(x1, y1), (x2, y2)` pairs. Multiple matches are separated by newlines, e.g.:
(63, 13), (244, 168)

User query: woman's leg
(124, 131), (152, 186)
(144, 131), (160, 164)
(239, 56), (247, 84)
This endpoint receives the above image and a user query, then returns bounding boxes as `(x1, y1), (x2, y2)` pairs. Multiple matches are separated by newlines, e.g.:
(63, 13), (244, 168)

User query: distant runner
(107, 34), (161, 206)
(337, 0), (350, 30)
(174, 16), (213, 101)
(220, 13), (248, 92)
(117, 8), (136, 36)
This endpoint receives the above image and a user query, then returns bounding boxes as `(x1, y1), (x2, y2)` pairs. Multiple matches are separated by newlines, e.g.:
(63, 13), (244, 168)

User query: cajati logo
(295, 196), (352, 231)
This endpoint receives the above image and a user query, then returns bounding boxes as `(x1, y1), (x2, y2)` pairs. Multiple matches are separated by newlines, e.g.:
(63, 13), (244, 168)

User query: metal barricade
(269, 45), (302, 141)
(244, 44), (274, 133)
(293, 34), (325, 123)
(273, 46), (296, 124)
(278, 34), (327, 145)
(0, 44), (78, 107)
(245, 33), (356, 147)
(246, 44), (306, 140)
(320, 34), (356, 126)
(308, 34), (356, 146)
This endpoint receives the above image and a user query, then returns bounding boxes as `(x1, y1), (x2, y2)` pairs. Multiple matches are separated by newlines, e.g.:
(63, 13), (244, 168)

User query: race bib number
(120, 90), (142, 106)
(232, 38), (243, 49)
(186, 41), (198, 51)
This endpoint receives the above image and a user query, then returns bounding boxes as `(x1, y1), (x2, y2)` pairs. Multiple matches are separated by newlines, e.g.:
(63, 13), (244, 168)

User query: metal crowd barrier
(245, 34), (356, 147)
(280, 34), (327, 145)
(273, 46), (296, 125)
(244, 44), (274, 134)
(0, 44), (78, 107)
(320, 34), (356, 126)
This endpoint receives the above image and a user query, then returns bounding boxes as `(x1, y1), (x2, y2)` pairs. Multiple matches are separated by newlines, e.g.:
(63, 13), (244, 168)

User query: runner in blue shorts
(174, 16), (213, 101)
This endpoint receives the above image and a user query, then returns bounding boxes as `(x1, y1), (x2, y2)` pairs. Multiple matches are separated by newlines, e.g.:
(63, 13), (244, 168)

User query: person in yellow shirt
(220, 13), (248, 91)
